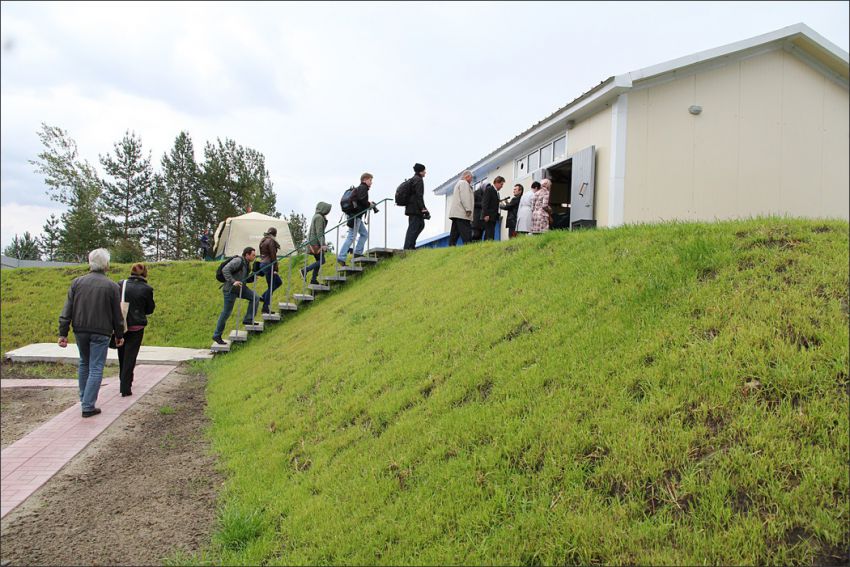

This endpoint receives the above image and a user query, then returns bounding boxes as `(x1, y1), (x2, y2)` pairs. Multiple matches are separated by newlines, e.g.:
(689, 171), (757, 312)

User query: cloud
(0, 202), (65, 250)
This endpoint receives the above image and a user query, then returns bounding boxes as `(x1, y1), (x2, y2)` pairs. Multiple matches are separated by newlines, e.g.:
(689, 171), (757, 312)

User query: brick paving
(0, 364), (176, 518)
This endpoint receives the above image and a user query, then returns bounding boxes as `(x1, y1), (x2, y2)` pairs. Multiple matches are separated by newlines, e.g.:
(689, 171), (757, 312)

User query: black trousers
(117, 328), (145, 395)
(482, 220), (497, 241)
(404, 215), (425, 250)
(449, 219), (472, 246)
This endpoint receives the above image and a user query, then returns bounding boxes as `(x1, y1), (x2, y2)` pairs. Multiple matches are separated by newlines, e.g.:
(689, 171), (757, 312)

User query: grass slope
(196, 219), (849, 565)
(0, 257), (340, 355)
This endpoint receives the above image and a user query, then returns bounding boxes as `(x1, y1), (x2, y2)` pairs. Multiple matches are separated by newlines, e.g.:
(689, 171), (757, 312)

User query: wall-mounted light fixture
(688, 105), (703, 115)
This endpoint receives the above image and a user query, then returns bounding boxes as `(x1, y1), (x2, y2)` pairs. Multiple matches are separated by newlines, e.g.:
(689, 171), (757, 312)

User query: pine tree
(99, 130), (154, 241)
(161, 131), (201, 259)
(3, 232), (41, 260)
(57, 187), (109, 262)
(287, 210), (307, 248)
(40, 213), (62, 261)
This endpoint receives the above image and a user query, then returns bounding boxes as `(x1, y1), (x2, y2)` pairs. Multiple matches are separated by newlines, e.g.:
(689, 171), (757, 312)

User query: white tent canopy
(212, 211), (295, 259)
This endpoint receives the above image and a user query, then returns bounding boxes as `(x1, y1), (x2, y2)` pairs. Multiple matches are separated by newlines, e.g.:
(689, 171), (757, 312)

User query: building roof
(433, 23), (849, 196)
(1, 255), (81, 269)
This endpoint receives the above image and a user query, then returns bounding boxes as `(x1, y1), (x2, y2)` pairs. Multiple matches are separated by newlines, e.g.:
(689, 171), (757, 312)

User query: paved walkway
(1, 379), (114, 388)
(0, 364), (176, 518)
(4, 343), (212, 364)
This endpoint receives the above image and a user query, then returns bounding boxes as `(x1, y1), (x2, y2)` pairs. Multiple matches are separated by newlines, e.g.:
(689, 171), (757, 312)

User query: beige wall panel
(567, 108), (612, 227)
(645, 75), (697, 221)
(822, 80), (850, 218)
(624, 89), (650, 221)
(780, 51), (826, 218)
(738, 50), (784, 216)
(692, 62), (741, 220)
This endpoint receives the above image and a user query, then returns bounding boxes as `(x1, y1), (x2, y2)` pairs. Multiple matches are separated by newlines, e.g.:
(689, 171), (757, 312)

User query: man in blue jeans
(212, 247), (260, 344)
(58, 248), (125, 418)
(337, 173), (376, 266)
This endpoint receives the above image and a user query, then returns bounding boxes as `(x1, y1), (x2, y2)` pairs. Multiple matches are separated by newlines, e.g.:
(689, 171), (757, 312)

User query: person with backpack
(403, 163), (429, 250)
(116, 263), (155, 397)
(212, 246), (259, 345)
(448, 170), (474, 246)
(480, 175), (504, 241)
(337, 173), (375, 267)
(301, 201), (332, 284)
(258, 227), (282, 314)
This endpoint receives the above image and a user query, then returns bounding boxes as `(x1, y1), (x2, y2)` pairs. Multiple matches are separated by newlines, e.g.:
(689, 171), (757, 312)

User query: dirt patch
(1, 388), (80, 449)
(0, 366), (223, 566)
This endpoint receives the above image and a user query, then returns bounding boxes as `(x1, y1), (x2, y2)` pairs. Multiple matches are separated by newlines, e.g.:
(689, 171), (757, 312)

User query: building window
(553, 136), (566, 160)
(528, 150), (540, 173)
(515, 156), (528, 178)
(541, 143), (553, 166)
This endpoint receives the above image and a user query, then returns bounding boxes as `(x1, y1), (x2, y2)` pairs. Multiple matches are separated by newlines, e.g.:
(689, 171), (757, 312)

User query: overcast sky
(2, 1), (848, 251)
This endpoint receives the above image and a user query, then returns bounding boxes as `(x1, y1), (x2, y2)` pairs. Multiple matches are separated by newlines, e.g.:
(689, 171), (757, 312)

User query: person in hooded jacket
(258, 227), (282, 314)
(117, 263), (155, 397)
(338, 173), (376, 266)
(302, 201), (332, 284)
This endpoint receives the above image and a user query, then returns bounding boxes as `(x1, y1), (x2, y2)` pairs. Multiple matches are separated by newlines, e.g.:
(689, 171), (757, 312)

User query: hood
(316, 202), (332, 215)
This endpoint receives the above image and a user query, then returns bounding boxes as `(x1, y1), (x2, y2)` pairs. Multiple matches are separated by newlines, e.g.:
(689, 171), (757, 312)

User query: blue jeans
(305, 252), (326, 283)
(75, 332), (110, 412)
(258, 262), (282, 309)
(338, 217), (368, 261)
(213, 286), (260, 338)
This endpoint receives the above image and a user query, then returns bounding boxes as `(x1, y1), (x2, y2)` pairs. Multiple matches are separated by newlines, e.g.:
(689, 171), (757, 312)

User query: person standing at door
(501, 183), (523, 238)
(117, 263), (155, 397)
(448, 170), (474, 246)
(515, 181), (536, 235)
(480, 176), (504, 241)
(531, 179), (552, 234)
(403, 163), (429, 250)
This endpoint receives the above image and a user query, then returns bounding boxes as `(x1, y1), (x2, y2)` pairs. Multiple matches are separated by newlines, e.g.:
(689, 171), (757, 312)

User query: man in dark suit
(480, 175), (505, 241)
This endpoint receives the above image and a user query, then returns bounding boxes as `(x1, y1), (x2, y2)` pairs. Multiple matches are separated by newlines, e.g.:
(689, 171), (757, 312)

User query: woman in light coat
(531, 179), (551, 234)
(515, 181), (536, 235)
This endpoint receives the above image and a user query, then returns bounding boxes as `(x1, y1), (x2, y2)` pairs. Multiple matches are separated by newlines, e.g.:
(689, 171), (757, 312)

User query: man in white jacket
(448, 170), (474, 246)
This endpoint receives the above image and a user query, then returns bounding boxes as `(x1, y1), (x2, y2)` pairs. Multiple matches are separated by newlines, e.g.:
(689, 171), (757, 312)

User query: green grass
(0, 255), (340, 355)
(189, 218), (848, 565)
(0, 361), (118, 379)
(159, 405), (176, 415)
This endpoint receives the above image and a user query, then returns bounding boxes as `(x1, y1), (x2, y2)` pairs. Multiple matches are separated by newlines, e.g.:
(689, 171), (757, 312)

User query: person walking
(212, 247), (260, 345)
(516, 181), (536, 235)
(301, 201), (332, 284)
(531, 178), (552, 234)
(403, 163), (429, 250)
(258, 227), (282, 314)
(448, 170), (474, 246)
(116, 263), (155, 397)
(501, 183), (523, 238)
(199, 229), (212, 260)
(338, 173), (376, 266)
(480, 176), (504, 241)
(58, 248), (125, 418)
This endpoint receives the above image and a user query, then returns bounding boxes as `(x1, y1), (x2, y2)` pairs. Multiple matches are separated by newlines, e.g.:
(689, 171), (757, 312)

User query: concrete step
(353, 256), (379, 264)
(337, 266), (364, 273)
(366, 247), (397, 257)
(322, 275), (347, 283)
(293, 294), (315, 302)
(308, 283), (331, 292)
(262, 312), (281, 322)
(210, 340), (231, 353)
(278, 302), (298, 311)
(245, 322), (264, 332)
(228, 330), (248, 342)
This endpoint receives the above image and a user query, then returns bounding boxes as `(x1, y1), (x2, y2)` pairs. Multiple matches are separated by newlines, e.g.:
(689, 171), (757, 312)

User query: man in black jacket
(403, 163), (429, 250)
(500, 183), (523, 238)
(212, 247), (259, 344)
(338, 173), (376, 266)
(480, 176), (505, 241)
(471, 184), (484, 241)
(58, 248), (125, 417)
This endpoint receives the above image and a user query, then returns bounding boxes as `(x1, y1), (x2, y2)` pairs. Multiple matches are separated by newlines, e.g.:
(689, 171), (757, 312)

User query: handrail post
(286, 254), (293, 304)
(235, 282), (243, 340)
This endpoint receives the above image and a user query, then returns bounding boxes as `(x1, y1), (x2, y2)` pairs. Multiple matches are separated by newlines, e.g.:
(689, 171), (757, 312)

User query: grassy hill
(189, 218), (848, 565)
(0, 256), (339, 355)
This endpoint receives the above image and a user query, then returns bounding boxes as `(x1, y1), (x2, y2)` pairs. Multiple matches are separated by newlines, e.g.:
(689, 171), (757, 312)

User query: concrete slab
(1, 379), (114, 388)
(4, 343), (213, 365)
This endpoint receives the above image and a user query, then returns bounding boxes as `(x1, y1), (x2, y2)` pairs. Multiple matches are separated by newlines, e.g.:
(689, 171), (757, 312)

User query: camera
(423, 210), (431, 220)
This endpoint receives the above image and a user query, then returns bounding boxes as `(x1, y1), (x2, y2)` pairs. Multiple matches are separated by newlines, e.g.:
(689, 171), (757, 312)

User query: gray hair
(461, 170), (473, 180)
(88, 248), (110, 272)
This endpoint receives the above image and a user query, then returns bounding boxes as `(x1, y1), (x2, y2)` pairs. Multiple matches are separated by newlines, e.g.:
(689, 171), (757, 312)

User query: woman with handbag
(117, 263), (155, 397)
(301, 201), (332, 284)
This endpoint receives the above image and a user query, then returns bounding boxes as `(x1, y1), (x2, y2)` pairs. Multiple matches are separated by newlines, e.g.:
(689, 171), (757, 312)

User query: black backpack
(340, 186), (357, 214)
(215, 255), (242, 283)
(395, 178), (413, 206)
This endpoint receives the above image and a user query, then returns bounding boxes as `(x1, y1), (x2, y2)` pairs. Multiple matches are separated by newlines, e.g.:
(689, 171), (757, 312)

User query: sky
(2, 1), (848, 252)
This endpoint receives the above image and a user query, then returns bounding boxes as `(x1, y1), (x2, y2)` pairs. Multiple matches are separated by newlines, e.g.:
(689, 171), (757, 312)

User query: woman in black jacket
(117, 263), (155, 396)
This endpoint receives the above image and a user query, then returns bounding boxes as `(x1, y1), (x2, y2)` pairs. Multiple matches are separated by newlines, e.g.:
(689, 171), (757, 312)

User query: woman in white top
(515, 181), (536, 235)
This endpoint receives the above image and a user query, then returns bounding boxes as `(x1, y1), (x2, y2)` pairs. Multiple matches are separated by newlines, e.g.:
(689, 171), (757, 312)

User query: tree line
(4, 123), (307, 263)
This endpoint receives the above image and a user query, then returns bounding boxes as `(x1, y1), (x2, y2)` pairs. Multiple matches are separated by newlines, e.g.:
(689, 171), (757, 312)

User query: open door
(569, 145), (595, 228)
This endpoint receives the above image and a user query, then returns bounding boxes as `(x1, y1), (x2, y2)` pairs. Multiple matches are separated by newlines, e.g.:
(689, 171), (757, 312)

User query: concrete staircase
(210, 249), (398, 353)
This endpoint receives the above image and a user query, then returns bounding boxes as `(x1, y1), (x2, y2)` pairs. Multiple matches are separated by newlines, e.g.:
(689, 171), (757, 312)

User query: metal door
(569, 145), (595, 228)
